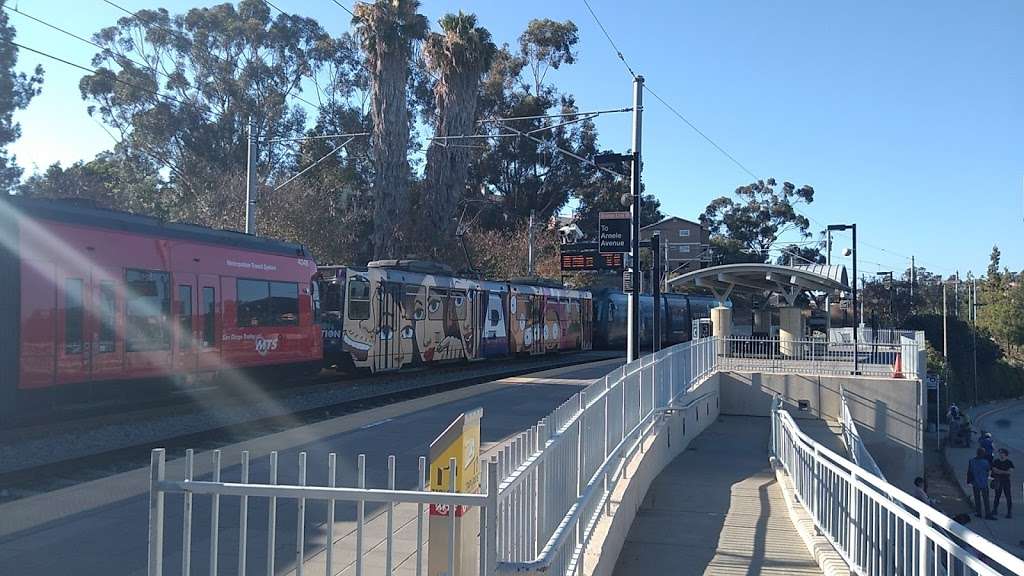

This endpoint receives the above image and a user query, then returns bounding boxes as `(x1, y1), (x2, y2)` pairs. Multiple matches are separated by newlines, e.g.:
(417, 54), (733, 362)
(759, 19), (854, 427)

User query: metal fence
(493, 337), (718, 575)
(148, 448), (498, 576)
(839, 388), (886, 481)
(147, 337), (718, 576)
(829, 327), (925, 346)
(771, 397), (1024, 576)
(717, 335), (922, 378)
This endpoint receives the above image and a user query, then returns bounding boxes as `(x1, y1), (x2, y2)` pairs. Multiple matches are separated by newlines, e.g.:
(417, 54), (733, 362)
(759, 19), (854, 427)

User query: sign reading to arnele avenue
(598, 211), (631, 253)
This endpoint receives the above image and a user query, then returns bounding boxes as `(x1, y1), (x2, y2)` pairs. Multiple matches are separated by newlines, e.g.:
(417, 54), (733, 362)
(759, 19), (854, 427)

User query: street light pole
(627, 74), (644, 362)
(828, 223), (858, 373)
(245, 116), (257, 235)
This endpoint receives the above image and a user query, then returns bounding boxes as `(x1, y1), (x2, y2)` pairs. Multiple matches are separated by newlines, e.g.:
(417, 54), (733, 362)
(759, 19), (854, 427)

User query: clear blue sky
(7, 0), (1024, 278)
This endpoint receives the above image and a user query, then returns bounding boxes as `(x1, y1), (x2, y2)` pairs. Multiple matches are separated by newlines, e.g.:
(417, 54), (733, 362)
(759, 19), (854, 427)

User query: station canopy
(667, 263), (850, 306)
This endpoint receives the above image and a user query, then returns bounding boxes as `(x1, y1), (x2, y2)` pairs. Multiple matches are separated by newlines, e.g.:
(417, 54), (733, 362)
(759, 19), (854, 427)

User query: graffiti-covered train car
(317, 260), (592, 373)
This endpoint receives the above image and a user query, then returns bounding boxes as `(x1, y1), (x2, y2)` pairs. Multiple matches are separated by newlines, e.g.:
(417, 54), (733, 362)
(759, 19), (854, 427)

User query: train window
(451, 290), (466, 320)
(202, 287), (216, 347)
(347, 277), (370, 320)
(269, 282), (299, 325)
(237, 279), (269, 327)
(428, 289), (447, 320)
(402, 286), (425, 320)
(237, 279), (300, 326)
(178, 285), (193, 350)
(64, 278), (84, 355)
(98, 282), (116, 353)
(125, 269), (171, 352)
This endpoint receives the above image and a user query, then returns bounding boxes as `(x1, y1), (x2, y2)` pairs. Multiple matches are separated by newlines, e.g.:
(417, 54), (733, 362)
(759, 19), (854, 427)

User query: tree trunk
(369, 38), (414, 260)
(423, 59), (485, 259)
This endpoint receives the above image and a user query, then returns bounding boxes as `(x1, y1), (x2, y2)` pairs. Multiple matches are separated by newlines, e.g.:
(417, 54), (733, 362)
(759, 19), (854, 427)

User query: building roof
(667, 263), (850, 305)
(640, 216), (705, 232)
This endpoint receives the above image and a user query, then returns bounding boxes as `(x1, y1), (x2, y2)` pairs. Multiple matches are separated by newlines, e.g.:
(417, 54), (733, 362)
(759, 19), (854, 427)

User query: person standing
(992, 448), (1014, 518)
(980, 432), (995, 462)
(967, 448), (996, 520)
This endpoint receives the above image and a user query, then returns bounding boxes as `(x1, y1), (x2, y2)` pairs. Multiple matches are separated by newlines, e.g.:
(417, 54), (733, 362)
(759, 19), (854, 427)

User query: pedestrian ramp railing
(718, 333), (925, 380)
(771, 397), (1024, 576)
(147, 336), (719, 576)
(839, 387), (886, 481)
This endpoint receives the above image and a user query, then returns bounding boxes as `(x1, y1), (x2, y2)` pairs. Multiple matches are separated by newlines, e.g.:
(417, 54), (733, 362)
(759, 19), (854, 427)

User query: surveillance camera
(843, 248), (853, 257)
(620, 193), (633, 208)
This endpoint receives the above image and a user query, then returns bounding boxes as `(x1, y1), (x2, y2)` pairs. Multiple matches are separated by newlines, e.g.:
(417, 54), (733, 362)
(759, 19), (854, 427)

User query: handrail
(839, 387), (885, 480)
(773, 399), (1024, 575)
(493, 337), (719, 574)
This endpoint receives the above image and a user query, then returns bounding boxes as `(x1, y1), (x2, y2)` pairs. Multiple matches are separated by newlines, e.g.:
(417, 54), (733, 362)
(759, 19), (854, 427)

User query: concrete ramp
(613, 416), (824, 576)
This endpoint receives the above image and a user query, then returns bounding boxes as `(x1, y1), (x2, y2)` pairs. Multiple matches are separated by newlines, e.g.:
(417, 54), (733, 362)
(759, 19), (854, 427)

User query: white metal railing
(839, 388), (886, 481)
(146, 337), (719, 576)
(717, 335), (921, 378)
(147, 448), (498, 576)
(830, 327), (924, 346)
(493, 336), (718, 575)
(771, 397), (1024, 576)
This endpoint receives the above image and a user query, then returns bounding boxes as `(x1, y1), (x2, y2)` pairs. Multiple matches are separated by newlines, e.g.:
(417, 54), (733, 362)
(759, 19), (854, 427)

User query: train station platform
(613, 415), (842, 576)
(0, 360), (620, 576)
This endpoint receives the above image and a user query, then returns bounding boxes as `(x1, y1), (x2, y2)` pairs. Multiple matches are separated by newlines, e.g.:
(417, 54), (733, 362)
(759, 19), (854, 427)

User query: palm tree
(422, 12), (496, 258)
(352, 0), (427, 260)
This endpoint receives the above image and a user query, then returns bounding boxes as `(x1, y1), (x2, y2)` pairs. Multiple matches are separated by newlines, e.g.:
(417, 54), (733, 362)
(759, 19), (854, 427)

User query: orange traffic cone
(892, 352), (904, 378)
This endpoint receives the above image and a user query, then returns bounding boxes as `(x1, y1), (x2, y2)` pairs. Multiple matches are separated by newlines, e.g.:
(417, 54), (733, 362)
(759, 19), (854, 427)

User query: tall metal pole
(852, 224), (859, 374)
(825, 230), (832, 336)
(955, 270), (960, 317)
(527, 209), (535, 276)
(652, 232), (661, 352)
(942, 282), (948, 358)
(245, 117), (258, 235)
(627, 75), (644, 362)
(972, 277), (978, 405)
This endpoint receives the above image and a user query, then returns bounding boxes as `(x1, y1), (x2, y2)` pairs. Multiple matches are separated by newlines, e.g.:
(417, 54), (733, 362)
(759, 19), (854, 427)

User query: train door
(582, 298), (593, 351)
(481, 291), (508, 358)
(465, 289), (486, 361)
(173, 274), (197, 374)
(373, 280), (404, 372)
(197, 275), (220, 372)
(532, 295), (544, 355)
(56, 270), (90, 386)
(89, 272), (123, 381)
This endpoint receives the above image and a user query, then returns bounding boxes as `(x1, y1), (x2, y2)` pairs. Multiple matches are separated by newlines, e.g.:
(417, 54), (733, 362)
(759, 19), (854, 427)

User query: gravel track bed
(0, 351), (617, 476)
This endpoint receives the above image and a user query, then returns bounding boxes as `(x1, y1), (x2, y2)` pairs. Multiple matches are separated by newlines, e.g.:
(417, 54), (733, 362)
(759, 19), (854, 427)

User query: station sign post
(598, 211), (631, 254)
(427, 408), (483, 576)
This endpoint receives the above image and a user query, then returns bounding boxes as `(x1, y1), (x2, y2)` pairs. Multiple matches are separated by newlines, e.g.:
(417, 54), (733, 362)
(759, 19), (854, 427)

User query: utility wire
(328, 0), (357, 18)
(8, 40), (197, 110)
(643, 84), (759, 181)
(581, 0), (636, 79)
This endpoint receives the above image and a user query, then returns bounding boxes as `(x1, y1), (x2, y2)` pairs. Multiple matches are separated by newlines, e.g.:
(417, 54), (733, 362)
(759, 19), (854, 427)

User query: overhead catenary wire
(8, 40), (199, 111)
(272, 136), (357, 192)
(580, 0), (637, 79)
(327, 0), (357, 18)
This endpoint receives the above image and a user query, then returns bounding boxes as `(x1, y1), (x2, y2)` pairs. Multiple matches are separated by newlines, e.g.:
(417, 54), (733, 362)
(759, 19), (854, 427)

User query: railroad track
(0, 351), (620, 503)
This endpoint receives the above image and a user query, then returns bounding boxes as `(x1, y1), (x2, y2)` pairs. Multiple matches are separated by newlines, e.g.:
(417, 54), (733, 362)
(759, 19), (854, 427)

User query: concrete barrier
(580, 374), (721, 576)
(718, 370), (924, 489)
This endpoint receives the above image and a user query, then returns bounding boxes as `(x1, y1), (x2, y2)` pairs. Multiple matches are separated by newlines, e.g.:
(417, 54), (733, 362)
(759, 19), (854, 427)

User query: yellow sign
(428, 408), (482, 515)
(427, 408), (483, 576)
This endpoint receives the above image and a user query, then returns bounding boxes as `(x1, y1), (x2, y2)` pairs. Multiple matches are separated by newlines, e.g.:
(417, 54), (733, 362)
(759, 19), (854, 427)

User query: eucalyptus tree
(421, 12), (496, 257)
(352, 0), (427, 259)
(0, 1), (43, 191)
(79, 0), (344, 228)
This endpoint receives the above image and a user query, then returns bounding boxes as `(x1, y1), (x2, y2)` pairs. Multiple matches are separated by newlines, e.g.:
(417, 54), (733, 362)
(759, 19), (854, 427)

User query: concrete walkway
(613, 415), (824, 576)
(945, 399), (1024, 557)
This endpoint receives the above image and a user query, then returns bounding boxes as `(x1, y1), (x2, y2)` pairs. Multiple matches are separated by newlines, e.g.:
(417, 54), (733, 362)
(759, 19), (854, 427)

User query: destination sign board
(598, 211), (631, 253)
(560, 241), (624, 271)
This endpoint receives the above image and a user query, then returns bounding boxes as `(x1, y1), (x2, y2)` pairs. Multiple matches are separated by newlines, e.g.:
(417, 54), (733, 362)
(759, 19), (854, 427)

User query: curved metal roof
(667, 263), (850, 305)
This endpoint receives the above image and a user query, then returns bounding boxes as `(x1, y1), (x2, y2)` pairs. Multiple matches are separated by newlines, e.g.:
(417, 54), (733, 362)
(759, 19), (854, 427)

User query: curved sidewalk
(613, 415), (825, 576)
